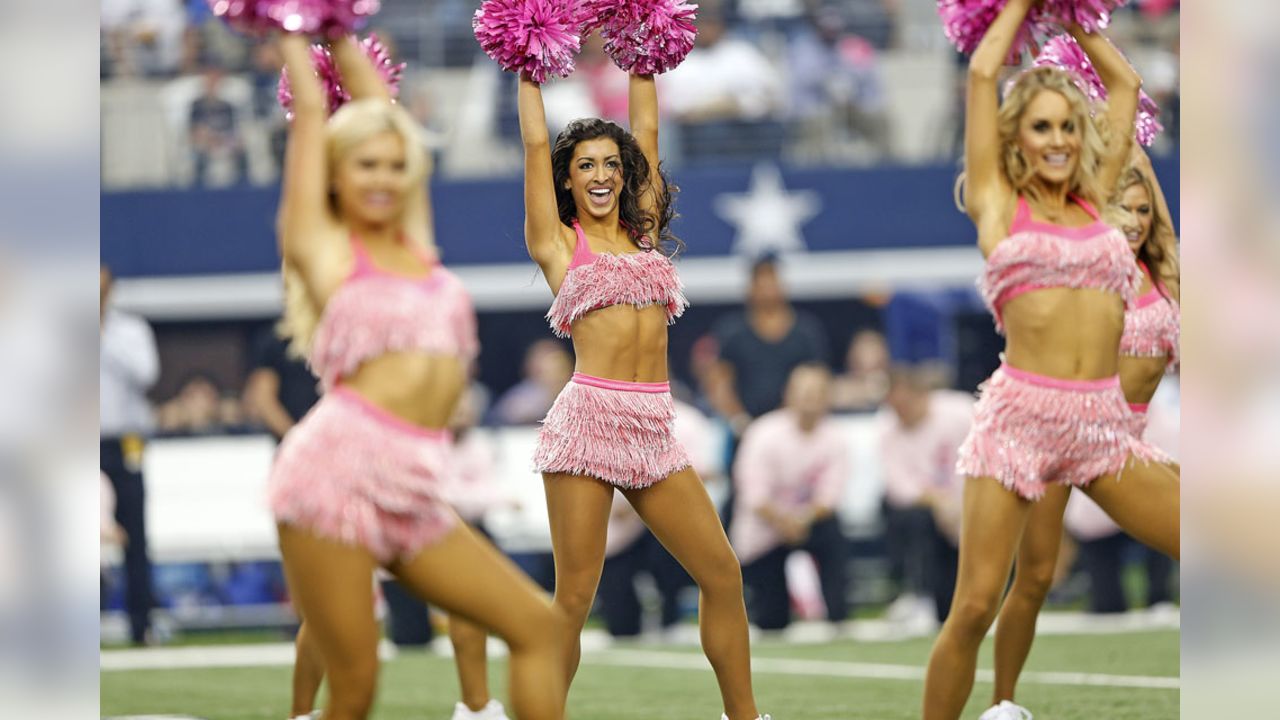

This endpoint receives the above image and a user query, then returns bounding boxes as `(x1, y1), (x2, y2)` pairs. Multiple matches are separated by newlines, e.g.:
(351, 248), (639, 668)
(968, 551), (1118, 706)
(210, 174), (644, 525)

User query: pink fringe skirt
(534, 373), (690, 489)
(268, 386), (458, 564)
(957, 364), (1169, 500)
(1128, 402), (1149, 439)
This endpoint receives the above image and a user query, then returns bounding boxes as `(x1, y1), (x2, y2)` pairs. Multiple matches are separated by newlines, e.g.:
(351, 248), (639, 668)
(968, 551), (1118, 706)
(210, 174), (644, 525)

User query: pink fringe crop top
(1121, 262), (1179, 371)
(545, 219), (688, 338)
(309, 235), (479, 390)
(978, 194), (1141, 334)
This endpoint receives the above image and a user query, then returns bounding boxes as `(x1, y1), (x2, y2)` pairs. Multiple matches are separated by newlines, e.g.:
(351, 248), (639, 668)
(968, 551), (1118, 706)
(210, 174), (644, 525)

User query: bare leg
(1084, 458), (1180, 560)
(291, 620), (326, 717)
(388, 522), (566, 720)
(449, 614), (492, 712)
(278, 525), (380, 720)
(623, 468), (760, 720)
(922, 477), (1031, 720)
(991, 484), (1072, 705)
(542, 473), (614, 689)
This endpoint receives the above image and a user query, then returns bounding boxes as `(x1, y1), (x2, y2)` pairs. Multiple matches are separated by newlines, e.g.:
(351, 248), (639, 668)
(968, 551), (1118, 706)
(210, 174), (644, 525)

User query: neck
(795, 412), (820, 433)
(576, 211), (626, 243)
(1025, 178), (1071, 214)
(348, 218), (399, 246)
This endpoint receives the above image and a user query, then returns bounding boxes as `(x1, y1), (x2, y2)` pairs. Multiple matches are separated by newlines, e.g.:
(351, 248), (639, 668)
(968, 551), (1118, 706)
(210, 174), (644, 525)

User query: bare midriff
(339, 351), (468, 429)
(1000, 287), (1125, 380)
(567, 303), (671, 383)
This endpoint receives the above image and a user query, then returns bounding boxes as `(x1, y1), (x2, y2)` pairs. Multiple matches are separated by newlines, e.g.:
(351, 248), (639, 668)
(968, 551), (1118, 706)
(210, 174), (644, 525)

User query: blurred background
(96, 0), (1183, 648)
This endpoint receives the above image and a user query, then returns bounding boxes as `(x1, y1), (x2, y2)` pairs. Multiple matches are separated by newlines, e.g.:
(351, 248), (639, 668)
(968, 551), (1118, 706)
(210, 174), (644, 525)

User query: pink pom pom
(1033, 0), (1128, 34)
(207, 0), (380, 37)
(473, 0), (582, 84)
(937, 0), (1042, 62)
(574, 0), (621, 35)
(599, 0), (699, 75)
(277, 34), (406, 121)
(1024, 34), (1163, 146)
(323, 0), (383, 38)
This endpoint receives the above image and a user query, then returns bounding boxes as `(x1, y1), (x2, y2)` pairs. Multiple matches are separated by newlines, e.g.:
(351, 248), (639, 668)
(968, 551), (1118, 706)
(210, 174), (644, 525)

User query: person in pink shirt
(877, 365), (974, 624)
(731, 364), (849, 631)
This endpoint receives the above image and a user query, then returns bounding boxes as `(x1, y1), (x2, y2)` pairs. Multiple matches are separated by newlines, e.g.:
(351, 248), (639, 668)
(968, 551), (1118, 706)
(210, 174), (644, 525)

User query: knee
(946, 593), (1001, 641)
(553, 577), (599, 626)
(507, 602), (570, 653)
(1010, 561), (1056, 604)
(693, 549), (745, 599)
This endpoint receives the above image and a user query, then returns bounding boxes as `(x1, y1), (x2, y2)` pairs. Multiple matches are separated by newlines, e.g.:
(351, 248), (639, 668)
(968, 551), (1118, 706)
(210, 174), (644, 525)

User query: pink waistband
(331, 386), (452, 441)
(999, 363), (1120, 391)
(1128, 402), (1150, 414)
(571, 372), (670, 394)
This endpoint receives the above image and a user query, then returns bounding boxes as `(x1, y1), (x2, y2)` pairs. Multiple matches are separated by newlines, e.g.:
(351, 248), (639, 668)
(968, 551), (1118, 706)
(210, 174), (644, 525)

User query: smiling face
(1016, 89), (1081, 187)
(1116, 181), (1155, 254)
(563, 137), (624, 221)
(331, 130), (410, 226)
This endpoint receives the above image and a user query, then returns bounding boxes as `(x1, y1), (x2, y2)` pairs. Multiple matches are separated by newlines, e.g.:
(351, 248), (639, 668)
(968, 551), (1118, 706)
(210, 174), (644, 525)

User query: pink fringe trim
(268, 390), (458, 563)
(546, 251), (688, 338)
(310, 270), (479, 390)
(957, 365), (1170, 501)
(534, 376), (690, 489)
(1121, 291), (1179, 371)
(1127, 406), (1149, 440)
(981, 227), (1141, 334)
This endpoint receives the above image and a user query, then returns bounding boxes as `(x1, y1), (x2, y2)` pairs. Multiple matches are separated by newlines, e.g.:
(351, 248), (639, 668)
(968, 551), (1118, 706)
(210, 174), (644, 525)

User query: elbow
(968, 63), (999, 83)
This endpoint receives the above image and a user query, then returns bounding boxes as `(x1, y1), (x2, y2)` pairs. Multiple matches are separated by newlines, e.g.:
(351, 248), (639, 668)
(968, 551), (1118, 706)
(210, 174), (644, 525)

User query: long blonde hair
(955, 67), (1111, 212)
(1111, 165), (1180, 302)
(278, 99), (429, 359)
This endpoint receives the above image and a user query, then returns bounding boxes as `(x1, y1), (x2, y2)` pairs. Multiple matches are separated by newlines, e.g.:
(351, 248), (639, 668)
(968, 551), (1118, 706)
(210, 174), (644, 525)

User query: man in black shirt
(242, 324), (319, 443)
(188, 67), (247, 187)
(710, 254), (830, 526)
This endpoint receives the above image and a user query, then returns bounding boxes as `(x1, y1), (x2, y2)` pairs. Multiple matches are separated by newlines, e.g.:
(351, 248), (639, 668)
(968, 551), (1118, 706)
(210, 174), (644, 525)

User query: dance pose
(270, 32), (564, 720)
(518, 67), (767, 720)
(921, 2), (1180, 718)
(982, 146), (1180, 720)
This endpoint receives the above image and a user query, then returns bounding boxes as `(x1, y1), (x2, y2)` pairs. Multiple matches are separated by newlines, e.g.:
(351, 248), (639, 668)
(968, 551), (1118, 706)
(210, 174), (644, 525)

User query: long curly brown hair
(550, 118), (683, 256)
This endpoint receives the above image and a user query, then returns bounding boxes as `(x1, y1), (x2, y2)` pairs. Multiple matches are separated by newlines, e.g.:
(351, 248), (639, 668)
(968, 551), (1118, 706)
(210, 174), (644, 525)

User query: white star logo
(713, 163), (822, 257)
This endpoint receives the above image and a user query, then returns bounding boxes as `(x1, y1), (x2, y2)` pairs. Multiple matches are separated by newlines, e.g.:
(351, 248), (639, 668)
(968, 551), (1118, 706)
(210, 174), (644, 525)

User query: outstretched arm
(520, 77), (565, 267)
(330, 35), (393, 102)
(628, 73), (665, 231)
(964, 0), (1035, 244)
(1069, 24), (1141, 192)
(277, 33), (333, 264)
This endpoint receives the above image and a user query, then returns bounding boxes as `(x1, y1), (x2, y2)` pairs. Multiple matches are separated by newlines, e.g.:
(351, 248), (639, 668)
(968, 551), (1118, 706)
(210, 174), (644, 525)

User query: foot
(978, 700), (1033, 720)
(452, 699), (510, 720)
(720, 715), (771, 720)
(287, 713), (321, 720)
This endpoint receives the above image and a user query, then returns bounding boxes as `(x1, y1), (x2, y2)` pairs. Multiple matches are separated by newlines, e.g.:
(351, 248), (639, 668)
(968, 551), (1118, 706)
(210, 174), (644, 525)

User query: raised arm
(628, 73), (665, 227)
(276, 34), (333, 264)
(1069, 24), (1141, 192)
(963, 0), (1035, 232)
(330, 35), (393, 102)
(519, 77), (565, 267)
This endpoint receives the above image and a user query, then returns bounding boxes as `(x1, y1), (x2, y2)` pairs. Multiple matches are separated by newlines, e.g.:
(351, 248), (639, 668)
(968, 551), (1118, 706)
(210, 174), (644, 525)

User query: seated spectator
(831, 328), (891, 412)
(188, 67), (247, 187)
(660, 1), (782, 124)
(731, 363), (850, 631)
(157, 373), (244, 435)
(487, 339), (574, 425)
(876, 364), (971, 626)
(786, 5), (892, 160)
(102, 0), (186, 78)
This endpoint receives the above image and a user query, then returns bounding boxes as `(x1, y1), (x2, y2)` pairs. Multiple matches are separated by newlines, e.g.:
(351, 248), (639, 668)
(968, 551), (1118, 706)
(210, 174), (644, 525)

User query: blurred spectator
(242, 324), (320, 443)
(731, 363), (849, 631)
(711, 254), (830, 434)
(661, 1), (782, 123)
(577, 33), (632, 124)
(597, 400), (715, 638)
(156, 372), (244, 435)
(446, 386), (512, 526)
(247, 42), (289, 174)
(876, 364), (971, 625)
(487, 339), (573, 425)
(101, 0), (186, 78)
(188, 67), (248, 187)
(831, 328), (891, 412)
(787, 5), (892, 161)
(100, 265), (160, 645)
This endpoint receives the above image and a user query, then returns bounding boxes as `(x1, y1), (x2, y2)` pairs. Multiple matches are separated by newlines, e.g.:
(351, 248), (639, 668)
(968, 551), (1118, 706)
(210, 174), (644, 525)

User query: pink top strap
(348, 233), (441, 286)
(1009, 195), (1034, 233)
(568, 220), (595, 270)
(348, 234), (379, 278)
(1070, 193), (1101, 221)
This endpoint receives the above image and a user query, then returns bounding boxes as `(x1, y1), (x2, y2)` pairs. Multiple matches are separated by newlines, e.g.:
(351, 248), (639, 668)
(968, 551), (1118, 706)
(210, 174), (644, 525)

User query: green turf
(101, 631), (1178, 720)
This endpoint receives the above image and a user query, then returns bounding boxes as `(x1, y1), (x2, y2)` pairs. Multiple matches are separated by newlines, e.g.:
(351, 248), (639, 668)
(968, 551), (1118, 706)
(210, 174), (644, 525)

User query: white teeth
(589, 188), (610, 196)
(1045, 153), (1068, 165)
